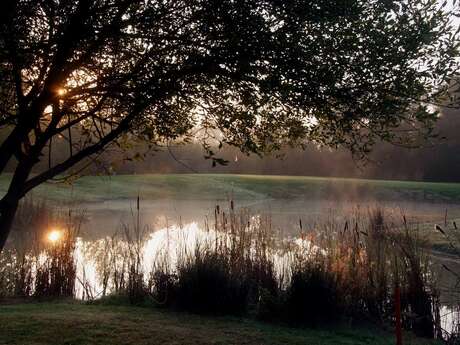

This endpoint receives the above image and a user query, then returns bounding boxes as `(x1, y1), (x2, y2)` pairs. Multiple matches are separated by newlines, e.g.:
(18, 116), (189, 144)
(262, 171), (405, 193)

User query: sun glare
(57, 88), (66, 96)
(47, 230), (62, 244)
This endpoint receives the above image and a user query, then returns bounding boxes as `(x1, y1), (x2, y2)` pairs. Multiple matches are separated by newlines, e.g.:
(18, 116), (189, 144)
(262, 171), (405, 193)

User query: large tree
(0, 0), (458, 250)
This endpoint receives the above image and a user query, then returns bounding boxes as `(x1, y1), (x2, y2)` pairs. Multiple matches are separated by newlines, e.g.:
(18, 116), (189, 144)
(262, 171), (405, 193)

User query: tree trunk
(0, 198), (19, 252)
(0, 157), (34, 252)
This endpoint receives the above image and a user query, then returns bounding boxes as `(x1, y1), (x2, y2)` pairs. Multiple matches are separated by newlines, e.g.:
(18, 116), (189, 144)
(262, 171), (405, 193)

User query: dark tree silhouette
(0, 0), (458, 250)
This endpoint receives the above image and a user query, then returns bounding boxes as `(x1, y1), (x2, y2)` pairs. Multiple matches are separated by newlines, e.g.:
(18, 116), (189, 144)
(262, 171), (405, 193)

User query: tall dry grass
(0, 197), (82, 299)
(133, 203), (439, 337)
(0, 197), (447, 340)
(310, 209), (439, 337)
(434, 220), (460, 343)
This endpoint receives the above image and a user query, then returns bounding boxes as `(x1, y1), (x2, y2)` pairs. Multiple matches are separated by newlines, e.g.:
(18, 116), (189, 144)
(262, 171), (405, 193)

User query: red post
(395, 285), (403, 345)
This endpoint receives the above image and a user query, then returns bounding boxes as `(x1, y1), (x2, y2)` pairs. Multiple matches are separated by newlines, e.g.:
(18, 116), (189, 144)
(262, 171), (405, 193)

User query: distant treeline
(101, 107), (460, 183)
(3, 108), (460, 182)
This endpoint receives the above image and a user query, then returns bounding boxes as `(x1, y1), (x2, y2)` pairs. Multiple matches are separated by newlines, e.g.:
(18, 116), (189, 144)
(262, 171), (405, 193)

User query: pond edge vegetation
(0, 197), (459, 344)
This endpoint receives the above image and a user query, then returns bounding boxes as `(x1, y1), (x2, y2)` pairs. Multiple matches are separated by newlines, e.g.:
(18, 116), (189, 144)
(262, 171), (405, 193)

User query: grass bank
(1, 173), (460, 203)
(0, 301), (439, 345)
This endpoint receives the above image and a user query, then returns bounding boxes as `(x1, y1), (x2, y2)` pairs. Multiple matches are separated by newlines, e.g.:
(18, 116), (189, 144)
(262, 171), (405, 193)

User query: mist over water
(70, 215), (458, 335)
(79, 197), (460, 240)
(3, 173), (460, 336)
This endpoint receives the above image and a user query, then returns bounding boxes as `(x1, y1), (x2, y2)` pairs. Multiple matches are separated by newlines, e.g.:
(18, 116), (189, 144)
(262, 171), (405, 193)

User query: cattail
(435, 224), (446, 235)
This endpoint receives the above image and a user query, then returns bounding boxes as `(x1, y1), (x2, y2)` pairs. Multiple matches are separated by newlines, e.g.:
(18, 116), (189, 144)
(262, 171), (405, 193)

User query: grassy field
(1, 173), (460, 203)
(0, 301), (440, 345)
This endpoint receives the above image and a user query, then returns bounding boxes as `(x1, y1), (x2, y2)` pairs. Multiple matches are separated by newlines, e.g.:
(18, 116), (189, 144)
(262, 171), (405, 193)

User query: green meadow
(1, 173), (460, 203)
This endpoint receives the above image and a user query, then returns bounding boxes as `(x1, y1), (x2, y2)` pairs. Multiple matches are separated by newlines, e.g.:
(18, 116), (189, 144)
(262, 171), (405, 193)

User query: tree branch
(21, 112), (137, 196)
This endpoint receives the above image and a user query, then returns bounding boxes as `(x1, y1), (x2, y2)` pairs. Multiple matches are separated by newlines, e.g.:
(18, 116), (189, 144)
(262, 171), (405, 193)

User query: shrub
(285, 265), (341, 326)
(148, 270), (177, 307)
(257, 287), (282, 322)
(175, 250), (250, 315)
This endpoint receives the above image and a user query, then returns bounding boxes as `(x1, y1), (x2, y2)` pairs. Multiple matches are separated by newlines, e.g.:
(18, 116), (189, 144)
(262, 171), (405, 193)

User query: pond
(2, 174), (460, 337)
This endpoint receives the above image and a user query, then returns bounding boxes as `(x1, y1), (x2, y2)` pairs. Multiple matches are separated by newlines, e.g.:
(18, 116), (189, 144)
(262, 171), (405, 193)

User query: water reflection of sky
(78, 198), (460, 240)
(74, 221), (320, 298)
(73, 221), (458, 335)
(75, 223), (225, 299)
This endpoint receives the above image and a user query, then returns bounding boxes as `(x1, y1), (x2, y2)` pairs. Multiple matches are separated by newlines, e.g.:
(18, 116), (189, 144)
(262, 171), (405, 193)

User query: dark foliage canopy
(0, 0), (458, 248)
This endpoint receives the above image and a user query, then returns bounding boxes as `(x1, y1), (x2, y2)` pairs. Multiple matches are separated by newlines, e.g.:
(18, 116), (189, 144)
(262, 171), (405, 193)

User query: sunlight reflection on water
(74, 221), (322, 299)
(75, 222), (231, 298)
(71, 221), (457, 335)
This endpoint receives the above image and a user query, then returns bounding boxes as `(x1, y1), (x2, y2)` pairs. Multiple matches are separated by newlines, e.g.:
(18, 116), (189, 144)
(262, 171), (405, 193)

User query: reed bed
(0, 198), (82, 299)
(0, 197), (456, 341)
(79, 203), (442, 338)
(434, 221), (460, 343)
